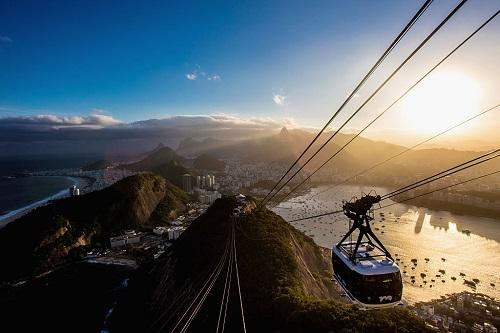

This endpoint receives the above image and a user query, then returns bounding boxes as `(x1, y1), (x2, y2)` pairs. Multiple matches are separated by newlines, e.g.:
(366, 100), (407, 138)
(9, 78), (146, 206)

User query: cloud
(0, 113), (122, 130)
(0, 35), (12, 43)
(0, 112), (301, 156)
(207, 74), (221, 81)
(273, 94), (286, 106)
(185, 68), (220, 81)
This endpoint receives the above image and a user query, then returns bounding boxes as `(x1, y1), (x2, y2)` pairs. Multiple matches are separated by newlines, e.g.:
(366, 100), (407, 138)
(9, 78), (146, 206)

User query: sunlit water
(272, 185), (500, 304)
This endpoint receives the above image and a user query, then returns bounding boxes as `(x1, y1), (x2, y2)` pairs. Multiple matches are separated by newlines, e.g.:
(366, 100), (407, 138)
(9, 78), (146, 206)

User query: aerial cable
(233, 224), (247, 333)
(269, 8), (499, 207)
(261, 0), (469, 207)
(377, 169), (500, 210)
(285, 152), (499, 222)
(258, 0), (434, 207)
(311, 104), (500, 198)
(381, 149), (500, 200)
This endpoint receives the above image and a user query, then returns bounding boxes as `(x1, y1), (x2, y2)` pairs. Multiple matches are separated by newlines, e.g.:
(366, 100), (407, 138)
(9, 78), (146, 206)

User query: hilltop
(151, 159), (190, 189)
(82, 159), (112, 171)
(109, 197), (430, 332)
(118, 146), (187, 172)
(192, 153), (226, 171)
(0, 174), (189, 282)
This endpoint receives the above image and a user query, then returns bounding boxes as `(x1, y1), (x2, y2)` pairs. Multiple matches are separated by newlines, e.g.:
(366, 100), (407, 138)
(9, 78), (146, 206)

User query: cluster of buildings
(182, 173), (222, 205)
(109, 230), (142, 248)
(68, 185), (80, 196)
(33, 167), (139, 195)
(395, 179), (500, 212)
(427, 191), (500, 211)
(153, 226), (185, 240)
(413, 292), (499, 332)
(182, 173), (217, 193)
(217, 159), (296, 194)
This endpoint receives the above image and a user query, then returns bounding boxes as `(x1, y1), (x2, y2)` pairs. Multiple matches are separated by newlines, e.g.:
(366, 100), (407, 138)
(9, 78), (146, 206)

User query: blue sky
(0, 0), (499, 143)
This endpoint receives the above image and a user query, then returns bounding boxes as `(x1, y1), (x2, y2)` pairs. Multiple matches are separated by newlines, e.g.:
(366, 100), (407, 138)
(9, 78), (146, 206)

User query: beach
(0, 176), (89, 228)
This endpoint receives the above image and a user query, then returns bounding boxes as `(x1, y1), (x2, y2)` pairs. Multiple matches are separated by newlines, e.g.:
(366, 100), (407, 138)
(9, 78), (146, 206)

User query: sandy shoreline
(0, 176), (89, 228)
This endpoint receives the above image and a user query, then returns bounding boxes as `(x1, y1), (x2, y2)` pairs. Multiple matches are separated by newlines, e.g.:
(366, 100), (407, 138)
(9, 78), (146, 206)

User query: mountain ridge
(0, 173), (189, 282)
(109, 196), (431, 332)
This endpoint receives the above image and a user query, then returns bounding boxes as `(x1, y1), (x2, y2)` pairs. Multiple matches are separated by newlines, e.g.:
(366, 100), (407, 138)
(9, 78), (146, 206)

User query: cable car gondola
(332, 194), (403, 308)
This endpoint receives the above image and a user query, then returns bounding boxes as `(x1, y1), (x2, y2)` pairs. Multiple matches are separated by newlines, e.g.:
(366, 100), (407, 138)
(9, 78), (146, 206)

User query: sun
(401, 71), (481, 134)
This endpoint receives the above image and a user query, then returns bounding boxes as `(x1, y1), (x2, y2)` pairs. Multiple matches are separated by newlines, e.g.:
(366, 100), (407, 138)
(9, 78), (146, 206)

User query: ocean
(273, 184), (500, 304)
(0, 176), (75, 216)
(0, 155), (100, 177)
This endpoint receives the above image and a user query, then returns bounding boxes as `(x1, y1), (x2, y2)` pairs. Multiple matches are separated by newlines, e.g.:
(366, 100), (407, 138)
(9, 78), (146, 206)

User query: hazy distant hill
(151, 160), (190, 189)
(177, 128), (499, 186)
(118, 146), (187, 171)
(0, 174), (189, 282)
(177, 137), (227, 156)
(109, 196), (430, 333)
(192, 154), (226, 171)
(82, 159), (112, 171)
(175, 127), (363, 171)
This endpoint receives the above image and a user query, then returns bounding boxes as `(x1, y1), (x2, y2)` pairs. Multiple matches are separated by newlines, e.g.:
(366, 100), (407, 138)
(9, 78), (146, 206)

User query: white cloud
(0, 35), (12, 43)
(207, 74), (221, 81)
(185, 67), (220, 82)
(0, 113), (122, 129)
(273, 94), (286, 106)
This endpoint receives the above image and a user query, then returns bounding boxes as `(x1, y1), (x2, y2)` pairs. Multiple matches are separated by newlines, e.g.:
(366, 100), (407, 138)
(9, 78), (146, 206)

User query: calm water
(273, 185), (500, 304)
(0, 176), (75, 214)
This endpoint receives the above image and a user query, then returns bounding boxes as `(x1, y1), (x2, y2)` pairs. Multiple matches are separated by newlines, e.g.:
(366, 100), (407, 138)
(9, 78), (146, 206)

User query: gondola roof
(333, 245), (399, 276)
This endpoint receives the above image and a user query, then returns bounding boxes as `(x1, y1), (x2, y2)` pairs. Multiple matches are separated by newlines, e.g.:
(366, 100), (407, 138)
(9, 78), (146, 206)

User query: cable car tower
(338, 193), (392, 262)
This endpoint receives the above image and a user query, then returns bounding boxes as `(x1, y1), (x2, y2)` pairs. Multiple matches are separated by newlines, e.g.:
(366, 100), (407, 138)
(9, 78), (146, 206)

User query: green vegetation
(236, 208), (431, 332)
(111, 197), (431, 333)
(151, 159), (190, 189)
(192, 153), (225, 171)
(0, 174), (189, 282)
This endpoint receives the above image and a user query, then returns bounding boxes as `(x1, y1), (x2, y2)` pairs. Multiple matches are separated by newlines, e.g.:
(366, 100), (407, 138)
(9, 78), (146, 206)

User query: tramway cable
(311, 104), (500, 199)
(258, 0), (434, 207)
(285, 151), (500, 223)
(269, 7), (499, 208)
(260, 0), (469, 208)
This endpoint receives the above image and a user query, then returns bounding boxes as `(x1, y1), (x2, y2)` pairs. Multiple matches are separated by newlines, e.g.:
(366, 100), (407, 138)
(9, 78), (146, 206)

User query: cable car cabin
(332, 241), (402, 308)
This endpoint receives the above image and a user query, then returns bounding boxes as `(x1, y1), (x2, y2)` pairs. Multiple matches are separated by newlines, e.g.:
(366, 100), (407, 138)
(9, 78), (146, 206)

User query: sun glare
(401, 71), (481, 134)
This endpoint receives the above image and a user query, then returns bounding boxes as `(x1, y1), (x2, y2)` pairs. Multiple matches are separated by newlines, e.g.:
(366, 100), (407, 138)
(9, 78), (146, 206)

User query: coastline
(0, 175), (89, 228)
(393, 196), (500, 221)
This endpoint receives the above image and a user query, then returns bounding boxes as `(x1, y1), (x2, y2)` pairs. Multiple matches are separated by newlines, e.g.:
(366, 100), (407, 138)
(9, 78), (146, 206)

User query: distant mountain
(109, 197), (430, 332)
(192, 154), (226, 171)
(151, 160), (190, 188)
(82, 159), (112, 171)
(0, 174), (189, 282)
(177, 137), (227, 156)
(174, 128), (499, 186)
(118, 146), (187, 171)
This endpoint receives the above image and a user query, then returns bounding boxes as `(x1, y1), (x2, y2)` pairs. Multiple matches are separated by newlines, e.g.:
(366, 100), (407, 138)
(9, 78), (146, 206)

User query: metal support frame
(337, 194), (393, 262)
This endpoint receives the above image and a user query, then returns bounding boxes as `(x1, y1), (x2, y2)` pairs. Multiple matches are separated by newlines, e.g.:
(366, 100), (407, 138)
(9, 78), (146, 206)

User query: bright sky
(0, 0), (499, 148)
